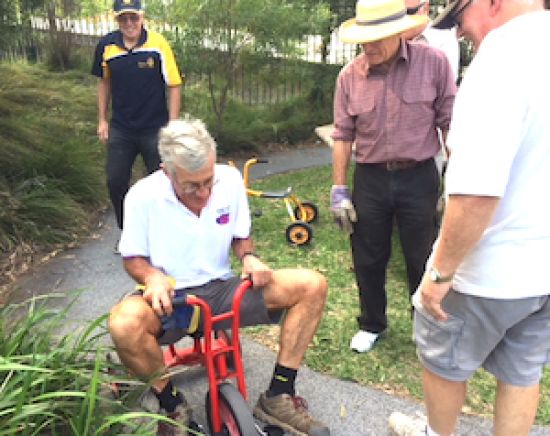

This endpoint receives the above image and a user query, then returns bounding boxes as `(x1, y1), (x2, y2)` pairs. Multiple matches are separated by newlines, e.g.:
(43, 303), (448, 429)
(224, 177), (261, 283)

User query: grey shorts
(413, 290), (550, 386)
(156, 276), (283, 345)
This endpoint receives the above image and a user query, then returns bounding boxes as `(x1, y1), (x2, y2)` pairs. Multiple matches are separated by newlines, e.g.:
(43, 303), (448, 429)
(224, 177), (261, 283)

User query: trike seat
(256, 186), (292, 199)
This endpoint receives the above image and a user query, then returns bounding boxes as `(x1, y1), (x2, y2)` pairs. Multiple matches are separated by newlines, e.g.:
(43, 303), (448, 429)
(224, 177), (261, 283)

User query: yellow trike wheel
(285, 221), (313, 246)
(293, 201), (318, 224)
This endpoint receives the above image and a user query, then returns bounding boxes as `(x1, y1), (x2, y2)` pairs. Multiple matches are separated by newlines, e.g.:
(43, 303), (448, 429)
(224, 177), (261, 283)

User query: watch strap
(429, 266), (454, 283)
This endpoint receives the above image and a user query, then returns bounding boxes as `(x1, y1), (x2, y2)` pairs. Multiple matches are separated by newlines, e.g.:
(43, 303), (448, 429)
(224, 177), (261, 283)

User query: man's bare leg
(263, 268), (328, 368)
(254, 268), (329, 434)
(108, 296), (168, 392)
(423, 367), (467, 436)
(494, 380), (539, 436)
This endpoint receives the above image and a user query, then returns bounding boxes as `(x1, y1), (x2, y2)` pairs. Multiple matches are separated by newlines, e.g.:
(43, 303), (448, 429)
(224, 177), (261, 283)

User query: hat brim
(339, 14), (429, 43)
(114, 8), (143, 16)
(432, 0), (460, 29)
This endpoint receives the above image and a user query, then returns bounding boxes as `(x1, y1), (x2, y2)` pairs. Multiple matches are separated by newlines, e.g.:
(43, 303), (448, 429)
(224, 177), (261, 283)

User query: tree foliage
(315, 0), (355, 63)
(10, 0), (111, 69)
(149, 0), (330, 135)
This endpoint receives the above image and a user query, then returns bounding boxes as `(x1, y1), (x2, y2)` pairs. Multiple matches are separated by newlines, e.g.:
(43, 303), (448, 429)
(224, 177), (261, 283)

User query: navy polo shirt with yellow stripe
(91, 28), (182, 132)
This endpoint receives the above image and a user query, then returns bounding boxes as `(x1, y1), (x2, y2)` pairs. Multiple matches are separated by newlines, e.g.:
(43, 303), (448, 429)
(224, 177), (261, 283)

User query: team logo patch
(216, 207), (230, 225)
(138, 57), (155, 68)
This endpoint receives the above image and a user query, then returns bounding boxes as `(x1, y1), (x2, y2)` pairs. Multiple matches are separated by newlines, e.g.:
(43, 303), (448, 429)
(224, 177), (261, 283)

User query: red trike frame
(163, 279), (252, 434)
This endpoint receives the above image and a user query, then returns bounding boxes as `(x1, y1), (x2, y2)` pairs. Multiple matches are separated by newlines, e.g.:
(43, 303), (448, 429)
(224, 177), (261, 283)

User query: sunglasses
(406, 1), (426, 14)
(116, 14), (140, 24)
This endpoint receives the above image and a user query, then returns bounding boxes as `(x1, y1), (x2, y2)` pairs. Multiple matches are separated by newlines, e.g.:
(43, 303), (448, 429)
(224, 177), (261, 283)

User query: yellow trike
(241, 158), (318, 246)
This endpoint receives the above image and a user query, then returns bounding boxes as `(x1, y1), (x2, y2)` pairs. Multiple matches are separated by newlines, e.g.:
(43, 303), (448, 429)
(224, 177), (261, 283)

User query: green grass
(243, 164), (550, 425)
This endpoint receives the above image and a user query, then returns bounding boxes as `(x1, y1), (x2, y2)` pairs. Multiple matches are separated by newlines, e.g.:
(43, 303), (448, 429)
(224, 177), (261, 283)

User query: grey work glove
(330, 185), (357, 234)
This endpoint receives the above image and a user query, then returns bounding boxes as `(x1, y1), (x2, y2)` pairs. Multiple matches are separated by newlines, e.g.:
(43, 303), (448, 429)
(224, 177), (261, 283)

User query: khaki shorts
(413, 290), (550, 386)
(156, 276), (283, 345)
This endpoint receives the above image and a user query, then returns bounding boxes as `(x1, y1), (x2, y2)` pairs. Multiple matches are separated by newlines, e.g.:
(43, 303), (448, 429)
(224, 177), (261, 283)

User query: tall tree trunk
(46, 3), (66, 70)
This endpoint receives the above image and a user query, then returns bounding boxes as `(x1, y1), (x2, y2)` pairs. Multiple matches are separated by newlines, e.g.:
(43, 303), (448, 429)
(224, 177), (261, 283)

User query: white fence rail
(29, 14), (358, 65)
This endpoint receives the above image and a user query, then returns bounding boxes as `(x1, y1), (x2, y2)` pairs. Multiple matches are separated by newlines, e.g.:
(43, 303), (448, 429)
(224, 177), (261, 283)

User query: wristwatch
(428, 266), (454, 284)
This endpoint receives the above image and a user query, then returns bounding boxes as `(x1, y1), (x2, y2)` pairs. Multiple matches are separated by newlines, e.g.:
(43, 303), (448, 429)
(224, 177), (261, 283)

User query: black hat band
(356, 9), (407, 26)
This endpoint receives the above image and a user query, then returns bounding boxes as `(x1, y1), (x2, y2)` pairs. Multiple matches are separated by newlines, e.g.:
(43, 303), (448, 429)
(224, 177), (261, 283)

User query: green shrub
(184, 87), (333, 155)
(0, 63), (106, 255)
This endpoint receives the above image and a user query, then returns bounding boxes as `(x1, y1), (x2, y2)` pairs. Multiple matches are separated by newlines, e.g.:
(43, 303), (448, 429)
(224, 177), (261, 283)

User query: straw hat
(340, 0), (429, 43)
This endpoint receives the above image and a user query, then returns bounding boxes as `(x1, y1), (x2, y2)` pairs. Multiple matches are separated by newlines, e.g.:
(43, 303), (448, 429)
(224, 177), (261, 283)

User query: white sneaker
(388, 411), (427, 436)
(350, 330), (379, 353)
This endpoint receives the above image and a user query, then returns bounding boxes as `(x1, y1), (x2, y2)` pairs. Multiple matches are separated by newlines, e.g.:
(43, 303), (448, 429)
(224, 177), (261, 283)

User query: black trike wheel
(206, 382), (257, 436)
(293, 202), (318, 224)
(285, 221), (313, 246)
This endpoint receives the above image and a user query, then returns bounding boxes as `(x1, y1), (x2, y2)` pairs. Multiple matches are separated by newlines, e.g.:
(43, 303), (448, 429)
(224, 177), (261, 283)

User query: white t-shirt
(443, 11), (550, 299)
(423, 24), (460, 82)
(119, 164), (251, 288)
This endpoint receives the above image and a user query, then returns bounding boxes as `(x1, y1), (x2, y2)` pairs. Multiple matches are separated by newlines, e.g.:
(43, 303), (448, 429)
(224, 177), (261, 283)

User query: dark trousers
(351, 159), (439, 333)
(106, 126), (161, 229)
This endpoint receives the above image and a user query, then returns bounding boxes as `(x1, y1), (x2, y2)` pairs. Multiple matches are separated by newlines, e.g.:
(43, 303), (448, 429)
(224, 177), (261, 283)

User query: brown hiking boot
(254, 392), (329, 436)
(157, 397), (191, 436)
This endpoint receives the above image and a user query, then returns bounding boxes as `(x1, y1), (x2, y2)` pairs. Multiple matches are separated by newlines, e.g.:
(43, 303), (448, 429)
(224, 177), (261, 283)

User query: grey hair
(158, 117), (217, 175)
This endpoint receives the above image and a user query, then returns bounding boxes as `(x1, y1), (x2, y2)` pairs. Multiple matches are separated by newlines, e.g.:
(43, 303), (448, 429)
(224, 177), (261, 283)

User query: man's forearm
(431, 195), (500, 277)
(332, 140), (353, 185)
(123, 256), (166, 285)
(231, 237), (255, 262)
(97, 78), (111, 122)
(168, 85), (181, 120)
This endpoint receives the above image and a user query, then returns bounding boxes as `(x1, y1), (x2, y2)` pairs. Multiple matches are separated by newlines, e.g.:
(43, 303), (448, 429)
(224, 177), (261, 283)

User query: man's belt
(369, 158), (431, 171)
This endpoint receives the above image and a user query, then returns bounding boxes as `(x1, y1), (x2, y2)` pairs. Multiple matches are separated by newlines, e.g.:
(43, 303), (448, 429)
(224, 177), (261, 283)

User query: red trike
(164, 278), (258, 436)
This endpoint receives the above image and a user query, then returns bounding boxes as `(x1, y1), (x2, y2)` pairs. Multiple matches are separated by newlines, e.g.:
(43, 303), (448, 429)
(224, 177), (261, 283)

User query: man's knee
(300, 269), (328, 305)
(108, 297), (153, 339)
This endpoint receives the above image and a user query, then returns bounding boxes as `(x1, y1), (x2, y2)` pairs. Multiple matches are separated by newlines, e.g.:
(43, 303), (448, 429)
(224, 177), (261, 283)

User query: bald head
(455, 0), (544, 49)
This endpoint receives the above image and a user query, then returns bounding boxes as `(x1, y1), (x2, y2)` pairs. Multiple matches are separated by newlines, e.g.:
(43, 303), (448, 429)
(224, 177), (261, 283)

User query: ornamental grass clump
(0, 294), (181, 434)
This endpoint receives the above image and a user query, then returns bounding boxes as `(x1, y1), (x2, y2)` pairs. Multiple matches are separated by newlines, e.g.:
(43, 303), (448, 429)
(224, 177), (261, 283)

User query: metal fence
(2, 8), (360, 105)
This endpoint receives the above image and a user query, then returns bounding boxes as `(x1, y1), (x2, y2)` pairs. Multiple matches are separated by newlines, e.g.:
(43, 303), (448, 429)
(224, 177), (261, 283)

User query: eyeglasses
(453, 0), (475, 28)
(116, 14), (140, 24)
(406, 1), (426, 15)
(178, 177), (218, 195)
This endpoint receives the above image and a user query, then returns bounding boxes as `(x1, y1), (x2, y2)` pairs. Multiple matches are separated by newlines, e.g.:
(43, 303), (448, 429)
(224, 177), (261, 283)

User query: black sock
(267, 363), (297, 397)
(153, 380), (183, 413)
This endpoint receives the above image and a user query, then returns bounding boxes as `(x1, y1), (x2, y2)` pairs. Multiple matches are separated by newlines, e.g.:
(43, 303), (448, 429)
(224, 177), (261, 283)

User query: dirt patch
(245, 325), (280, 353)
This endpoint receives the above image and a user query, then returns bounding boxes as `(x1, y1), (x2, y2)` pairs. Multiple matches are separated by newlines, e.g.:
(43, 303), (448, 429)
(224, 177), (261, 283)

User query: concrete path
(9, 144), (549, 435)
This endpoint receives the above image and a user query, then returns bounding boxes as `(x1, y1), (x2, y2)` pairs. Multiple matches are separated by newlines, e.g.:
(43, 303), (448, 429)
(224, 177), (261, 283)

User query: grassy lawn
(242, 164), (550, 425)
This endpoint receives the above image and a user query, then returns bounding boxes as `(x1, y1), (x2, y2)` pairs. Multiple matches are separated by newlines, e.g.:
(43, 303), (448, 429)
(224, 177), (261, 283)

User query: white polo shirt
(119, 164), (251, 288)
(443, 11), (550, 299)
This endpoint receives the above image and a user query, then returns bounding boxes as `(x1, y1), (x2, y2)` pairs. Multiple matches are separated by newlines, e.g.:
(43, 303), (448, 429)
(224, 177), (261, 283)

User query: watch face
(429, 268), (439, 282)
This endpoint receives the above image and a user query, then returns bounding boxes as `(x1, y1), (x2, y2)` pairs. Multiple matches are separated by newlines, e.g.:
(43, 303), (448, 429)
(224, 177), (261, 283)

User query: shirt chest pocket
(347, 91), (377, 136)
(400, 86), (437, 126)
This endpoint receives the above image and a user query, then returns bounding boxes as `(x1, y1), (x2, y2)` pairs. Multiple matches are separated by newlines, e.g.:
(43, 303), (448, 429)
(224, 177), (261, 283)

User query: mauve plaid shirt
(332, 40), (457, 163)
